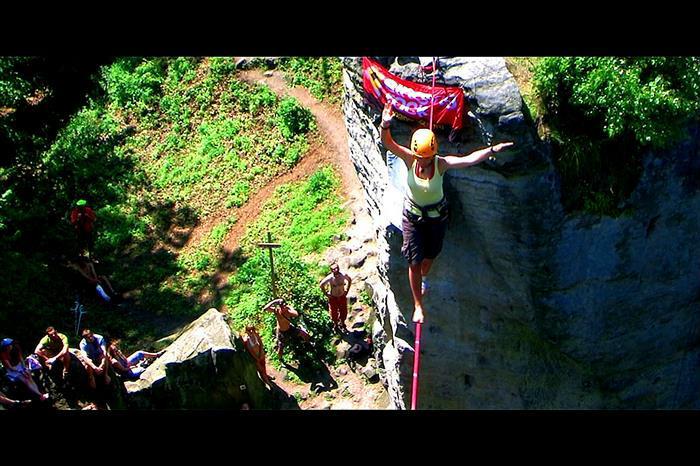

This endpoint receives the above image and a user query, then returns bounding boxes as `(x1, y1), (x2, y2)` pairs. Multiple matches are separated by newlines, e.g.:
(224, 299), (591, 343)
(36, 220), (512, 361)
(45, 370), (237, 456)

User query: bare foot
(412, 305), (425, 324)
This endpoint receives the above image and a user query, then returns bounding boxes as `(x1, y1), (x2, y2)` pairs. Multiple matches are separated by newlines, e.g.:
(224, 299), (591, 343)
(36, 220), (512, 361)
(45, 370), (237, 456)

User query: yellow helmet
(411, 128), (437, 158)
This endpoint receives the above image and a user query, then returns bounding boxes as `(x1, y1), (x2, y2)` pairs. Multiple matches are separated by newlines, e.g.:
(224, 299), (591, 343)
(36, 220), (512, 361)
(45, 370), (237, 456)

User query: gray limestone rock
(341, 56), (700, 409)
(125, 309), (271, 409)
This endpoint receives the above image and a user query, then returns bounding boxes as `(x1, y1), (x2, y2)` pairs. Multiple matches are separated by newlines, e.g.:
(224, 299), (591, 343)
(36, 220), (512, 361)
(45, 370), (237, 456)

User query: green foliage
(0, 57), (34, 108)
(226, 167), (348, 366)
(279, 57), (344, 104)
(226, 180), (250, 208)
(275, 97), (315, 140)
(534, 57), (700, 149)
(209, 57), (238, 77)
(241, 166), (347, 257)
(532, 57), (700, 215)
(226, 80), (277, 114)
(101, 58), (167, 114)
(0, 56), (322, 358)
(226, 244), (335, 366)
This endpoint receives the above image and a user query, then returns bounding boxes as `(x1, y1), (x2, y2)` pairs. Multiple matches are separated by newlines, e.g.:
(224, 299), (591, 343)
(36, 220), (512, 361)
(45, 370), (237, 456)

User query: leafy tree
(532, 57), (700, 215)
(534, 57), (700, 148)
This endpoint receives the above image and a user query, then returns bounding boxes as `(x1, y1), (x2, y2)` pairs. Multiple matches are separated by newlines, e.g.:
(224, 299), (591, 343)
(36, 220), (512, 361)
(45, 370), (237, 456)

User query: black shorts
(401, 210), (448, 265)
(276, 325), (306, 353)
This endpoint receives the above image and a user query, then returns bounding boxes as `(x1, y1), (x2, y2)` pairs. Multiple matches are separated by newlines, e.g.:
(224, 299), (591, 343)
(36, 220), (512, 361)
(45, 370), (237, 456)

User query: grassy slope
(57, 57), (348, 355)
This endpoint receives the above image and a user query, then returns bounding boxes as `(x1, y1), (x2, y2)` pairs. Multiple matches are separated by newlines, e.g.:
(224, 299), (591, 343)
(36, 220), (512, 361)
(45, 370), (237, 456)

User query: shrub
(210, 57), (238, 77)
(275, 97), (314, 140)
(101, 58), (167, 114)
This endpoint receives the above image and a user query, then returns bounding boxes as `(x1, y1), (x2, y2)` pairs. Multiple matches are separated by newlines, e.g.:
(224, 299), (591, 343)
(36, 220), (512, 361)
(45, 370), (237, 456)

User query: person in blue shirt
(79, 329), (111, 386)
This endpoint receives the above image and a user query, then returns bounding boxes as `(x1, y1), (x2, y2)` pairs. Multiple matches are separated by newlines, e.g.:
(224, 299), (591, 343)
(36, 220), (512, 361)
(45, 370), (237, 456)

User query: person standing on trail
(69, 199), (97, 257)
(380, 100), (514, 324)
(263, 298), (311, 358)
(319, 263), (352, 333)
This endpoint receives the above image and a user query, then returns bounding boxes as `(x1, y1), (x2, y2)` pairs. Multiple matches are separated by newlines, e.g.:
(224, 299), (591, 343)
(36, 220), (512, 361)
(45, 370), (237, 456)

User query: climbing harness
(404, 196), (449, 223)
(411, 57), (437, 411)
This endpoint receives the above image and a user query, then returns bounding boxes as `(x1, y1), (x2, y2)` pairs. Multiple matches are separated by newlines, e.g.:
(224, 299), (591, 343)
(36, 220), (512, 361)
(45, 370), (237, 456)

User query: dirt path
(185, 68), (365, 302)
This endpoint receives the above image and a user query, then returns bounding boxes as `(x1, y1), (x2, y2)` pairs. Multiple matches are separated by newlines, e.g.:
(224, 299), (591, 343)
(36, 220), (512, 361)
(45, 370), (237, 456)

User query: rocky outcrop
(126, 308), (271, 409)
(235, 57), (281, 70)
(341, 56), (700, 409)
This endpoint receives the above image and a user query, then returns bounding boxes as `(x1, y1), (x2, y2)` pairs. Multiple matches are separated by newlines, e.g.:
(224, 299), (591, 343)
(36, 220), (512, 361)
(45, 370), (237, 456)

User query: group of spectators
(0, 327), (164, 409)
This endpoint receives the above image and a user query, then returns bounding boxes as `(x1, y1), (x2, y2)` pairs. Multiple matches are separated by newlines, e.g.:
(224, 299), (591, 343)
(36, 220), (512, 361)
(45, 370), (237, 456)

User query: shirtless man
(263, 298), (310, 358)
(242, 326), (272, 386)
(319, 263), (352, 333)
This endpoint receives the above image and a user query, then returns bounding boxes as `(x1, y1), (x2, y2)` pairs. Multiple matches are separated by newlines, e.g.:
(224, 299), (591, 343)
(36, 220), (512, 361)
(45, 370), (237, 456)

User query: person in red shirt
(69, 199), (96, 256)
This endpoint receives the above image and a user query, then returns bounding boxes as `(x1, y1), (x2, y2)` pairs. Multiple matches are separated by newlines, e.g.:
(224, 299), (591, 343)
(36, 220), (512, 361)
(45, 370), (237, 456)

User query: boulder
(335, 341), (352, 360)
(125, 309), (272, 409)
(361, 362), (379, 383)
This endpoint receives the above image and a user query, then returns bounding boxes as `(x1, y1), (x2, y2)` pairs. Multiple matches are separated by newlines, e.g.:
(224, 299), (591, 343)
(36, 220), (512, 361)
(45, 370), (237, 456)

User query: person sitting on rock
(263, 298), (311, 358)
(34, 326), (71, 379)
(0, 338), (49, 401)
(106, 339), (164, 380)
(78, 329), (111, 386)
(242, 325), (272, 386)
(380, 99), (514, 324)
(319, 263), (352, 333)
(67, 255), (120, 305)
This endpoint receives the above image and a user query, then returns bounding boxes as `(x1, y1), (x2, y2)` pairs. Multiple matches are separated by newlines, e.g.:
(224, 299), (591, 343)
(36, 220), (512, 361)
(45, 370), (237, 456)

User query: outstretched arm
(380, 100), (414, 169)
(263, 298), (283, 312)
(440, 142), (514, 172)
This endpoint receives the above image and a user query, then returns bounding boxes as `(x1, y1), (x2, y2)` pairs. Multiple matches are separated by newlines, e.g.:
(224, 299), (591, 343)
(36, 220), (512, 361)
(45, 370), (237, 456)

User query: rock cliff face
(341, 56), (700, 409)
(126, 309), (271, 409)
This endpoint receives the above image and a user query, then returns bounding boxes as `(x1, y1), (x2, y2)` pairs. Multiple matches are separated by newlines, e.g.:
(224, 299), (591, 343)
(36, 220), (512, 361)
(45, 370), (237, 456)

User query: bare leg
(408, 263), (425, 323)
(99, 276), (116, 295)
(101, 357), (111, 385)
(86, 367), (96, 390)
(257, 359), (270, 385)
(421, 258), (434, 276)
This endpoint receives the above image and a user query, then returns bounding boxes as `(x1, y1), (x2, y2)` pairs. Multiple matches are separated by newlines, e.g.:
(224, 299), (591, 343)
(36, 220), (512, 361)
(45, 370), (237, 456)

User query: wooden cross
(256, 230), (281, 298)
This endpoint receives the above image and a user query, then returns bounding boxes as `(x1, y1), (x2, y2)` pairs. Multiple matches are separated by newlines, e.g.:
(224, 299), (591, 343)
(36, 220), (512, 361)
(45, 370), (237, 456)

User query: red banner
(362, 57), (466, 133)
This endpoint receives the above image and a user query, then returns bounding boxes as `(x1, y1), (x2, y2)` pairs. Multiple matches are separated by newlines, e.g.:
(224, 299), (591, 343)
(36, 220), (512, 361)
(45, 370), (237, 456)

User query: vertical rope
(410, 321), (423, 410)
(411, 57), (437, 411)
(428, 57), (437, 131)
